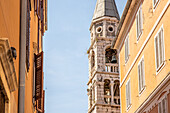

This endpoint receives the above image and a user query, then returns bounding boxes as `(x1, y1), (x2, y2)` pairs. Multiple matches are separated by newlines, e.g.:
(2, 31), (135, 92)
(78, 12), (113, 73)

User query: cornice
(0, 38), (18, 92)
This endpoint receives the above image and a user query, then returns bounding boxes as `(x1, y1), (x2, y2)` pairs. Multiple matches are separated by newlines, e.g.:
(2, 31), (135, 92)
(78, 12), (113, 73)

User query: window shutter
(141, 59), (144, 88)
(155, 36), (159, 69)
(138, 64), (141, 91)
(126, 84), (128, 108)
(37, 0), (41, 18)
(136, 14), (139, 38)
(127, 36), (129, 59)
(36, 0), (39, 14)
(26, 0), (31, 71)
(125, 38), (127, 62)
(35, 51), (43, 101)
(41, 0), (44, 35)
(42, 90), (45, 113)
(126, 80), (131, 108)
(139, 7), (142, 34)
(128, 81), (131, 106)
(136, 6), (143, 39)
(45, 0), (47, 30)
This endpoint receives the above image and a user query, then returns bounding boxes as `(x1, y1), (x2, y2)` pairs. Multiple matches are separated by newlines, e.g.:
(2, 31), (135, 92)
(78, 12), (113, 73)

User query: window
(105, 48), (117, 63)
(125, 35), (129, 63)
(155, 27), (165, 71)
(138, 57), (145, 93)
(126, 79), (131, 109)
(158, 97), (167, 113)
(35, 52), (43, 101)
(26, 0), (31, 71)
(136, 5), (143, 40)
(104, 79), (111, 104)
(91, 51), (95, 69)
(153, 0), (160, 8)
(113, 80), (120, 105)
(92, 86), (95, 104)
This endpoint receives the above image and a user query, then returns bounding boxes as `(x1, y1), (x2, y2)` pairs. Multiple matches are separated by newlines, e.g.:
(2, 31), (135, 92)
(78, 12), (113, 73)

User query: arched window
(91, 51), (95, 68)
(113, 80), (120, 105)
(104, 79), (111, 104)
(105, 48), (117, 63)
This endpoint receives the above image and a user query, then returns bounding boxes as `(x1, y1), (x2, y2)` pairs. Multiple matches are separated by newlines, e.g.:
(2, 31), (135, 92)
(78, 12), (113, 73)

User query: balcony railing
(105, 63), (119, 73)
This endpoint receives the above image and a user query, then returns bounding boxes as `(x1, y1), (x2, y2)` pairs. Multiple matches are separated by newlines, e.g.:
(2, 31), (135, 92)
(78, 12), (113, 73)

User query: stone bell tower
(87, 0), (120, 113)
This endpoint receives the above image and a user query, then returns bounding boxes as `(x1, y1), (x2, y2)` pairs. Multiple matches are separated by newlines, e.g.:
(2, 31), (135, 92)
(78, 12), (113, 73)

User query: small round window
(107, 25), (114, 33)
(96, 26), (102, 34)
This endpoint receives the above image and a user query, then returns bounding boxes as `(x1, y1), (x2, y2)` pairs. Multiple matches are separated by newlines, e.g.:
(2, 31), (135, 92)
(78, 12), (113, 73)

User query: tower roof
(92, 0), (120, 20)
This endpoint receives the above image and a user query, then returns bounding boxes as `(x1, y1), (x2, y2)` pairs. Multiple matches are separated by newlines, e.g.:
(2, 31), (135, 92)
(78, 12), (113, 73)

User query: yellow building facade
(112, 0), (170, 113)
(0, 0), (47, 113)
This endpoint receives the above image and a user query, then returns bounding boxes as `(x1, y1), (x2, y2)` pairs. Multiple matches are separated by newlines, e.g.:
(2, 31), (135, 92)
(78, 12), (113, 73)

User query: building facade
(0, 0), (47, 113)
(87, 0), (121, 113)
(112, 0), (170, 113)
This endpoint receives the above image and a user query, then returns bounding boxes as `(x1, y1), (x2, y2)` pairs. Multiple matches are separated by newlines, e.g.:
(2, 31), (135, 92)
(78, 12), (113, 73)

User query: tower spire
(93, 0), (120, 20)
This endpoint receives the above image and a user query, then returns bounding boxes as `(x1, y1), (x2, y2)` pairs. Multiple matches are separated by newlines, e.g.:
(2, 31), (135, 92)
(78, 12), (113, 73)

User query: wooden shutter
(155, 36), (159, 69)
(128, 81), (130, 106)
(155, 28), (164, 70)
(126, 80), (130, 108)
(141, 59), (144, 89)
(40, 0), (44, 35)
(126, 84), (128, 108)
(35, 51), (43, 101)
(42, 90), (45, 113)
(139, 7), (142, 35)
(136, 6), (143, 39)
(127, 36), (129, 59)
(26, 0), (31, 71)
(37, 0), (41, 18)
(45, 0), (47, 30)
(138, 64), (141, 91)
(136, 14), (139, 38)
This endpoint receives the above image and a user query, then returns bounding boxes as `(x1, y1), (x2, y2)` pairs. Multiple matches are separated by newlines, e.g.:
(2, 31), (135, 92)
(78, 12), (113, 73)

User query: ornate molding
(0, 38), (17, 92)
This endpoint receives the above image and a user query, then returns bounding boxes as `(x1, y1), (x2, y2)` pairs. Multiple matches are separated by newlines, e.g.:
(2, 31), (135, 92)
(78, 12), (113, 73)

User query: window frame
(158, 96), (168, 113)
(138, 56), (145, 94)
(136, 4), (143, 41)
(125, 34), (130, 64)
(154, 25), (165, 73)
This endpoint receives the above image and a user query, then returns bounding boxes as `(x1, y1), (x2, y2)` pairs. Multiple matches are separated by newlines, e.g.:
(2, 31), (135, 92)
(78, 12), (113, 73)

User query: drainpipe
(18, 0), (27, 113)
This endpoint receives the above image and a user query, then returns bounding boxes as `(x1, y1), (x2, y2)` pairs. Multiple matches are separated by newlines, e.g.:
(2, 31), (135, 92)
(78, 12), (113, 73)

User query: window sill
(156, 61), (166, 75)
(125, 55), (130, 65)
(137, 31), (143, 43)
(139, 86), (146, 96)
(126, 104), (132, 112)
(153, 1), (161, 12)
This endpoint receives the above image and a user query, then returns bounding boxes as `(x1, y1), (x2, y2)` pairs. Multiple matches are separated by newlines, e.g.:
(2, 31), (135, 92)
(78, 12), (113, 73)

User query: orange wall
(0, 0), (46, 112)
(116, 0), (170, 112)
(0, 0), (20, 113)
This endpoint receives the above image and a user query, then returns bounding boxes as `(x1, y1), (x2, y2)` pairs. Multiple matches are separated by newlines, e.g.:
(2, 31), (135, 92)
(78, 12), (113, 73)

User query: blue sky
(44, 0), (127, 113)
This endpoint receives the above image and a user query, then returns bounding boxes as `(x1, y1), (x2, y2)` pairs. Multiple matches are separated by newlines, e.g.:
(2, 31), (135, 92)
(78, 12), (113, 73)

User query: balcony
(105, 63), (119, 73)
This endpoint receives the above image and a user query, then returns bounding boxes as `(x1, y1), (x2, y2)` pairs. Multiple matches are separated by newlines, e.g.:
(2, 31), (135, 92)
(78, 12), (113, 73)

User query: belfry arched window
(113, 80), (120, 105)
(104, 79), (111, 104)
(105, 48), (119, 73)
(105, 48), (117, 63)
(91, 51), (95, 69)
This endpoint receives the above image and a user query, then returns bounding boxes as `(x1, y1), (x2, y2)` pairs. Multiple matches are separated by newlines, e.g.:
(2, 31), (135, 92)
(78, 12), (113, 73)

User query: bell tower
(87, 0), (120, 113)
